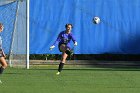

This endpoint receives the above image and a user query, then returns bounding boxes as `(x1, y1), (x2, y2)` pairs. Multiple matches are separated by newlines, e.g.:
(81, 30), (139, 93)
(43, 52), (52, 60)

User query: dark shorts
(58, 43), (71, 52)
(0, 49), (4, 57)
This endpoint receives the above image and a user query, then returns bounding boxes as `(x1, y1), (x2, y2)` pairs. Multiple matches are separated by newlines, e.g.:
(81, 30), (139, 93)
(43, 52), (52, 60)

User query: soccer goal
(0, 0), (29, 68)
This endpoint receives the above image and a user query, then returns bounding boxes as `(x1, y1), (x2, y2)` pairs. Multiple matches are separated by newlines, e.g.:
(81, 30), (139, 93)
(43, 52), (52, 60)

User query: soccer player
(50, 24), (77, 75)
(0, 23), (7, 83)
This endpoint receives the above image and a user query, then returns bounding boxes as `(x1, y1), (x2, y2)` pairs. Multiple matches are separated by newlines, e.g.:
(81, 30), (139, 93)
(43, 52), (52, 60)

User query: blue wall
(30, 0), (140, 54)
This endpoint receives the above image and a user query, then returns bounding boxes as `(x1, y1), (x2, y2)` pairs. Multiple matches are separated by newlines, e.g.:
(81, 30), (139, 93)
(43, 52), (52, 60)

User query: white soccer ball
(93, 17), (100, 24)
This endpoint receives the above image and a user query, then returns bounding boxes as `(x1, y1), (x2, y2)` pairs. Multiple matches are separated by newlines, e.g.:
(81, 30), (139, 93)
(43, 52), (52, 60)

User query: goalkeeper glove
(49, 45), (55, 50)
(74, 42), (78, 46)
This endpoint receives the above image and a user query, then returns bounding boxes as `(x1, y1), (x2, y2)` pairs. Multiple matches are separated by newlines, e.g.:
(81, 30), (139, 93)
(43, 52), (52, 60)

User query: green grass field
(0, 66), (140, 93)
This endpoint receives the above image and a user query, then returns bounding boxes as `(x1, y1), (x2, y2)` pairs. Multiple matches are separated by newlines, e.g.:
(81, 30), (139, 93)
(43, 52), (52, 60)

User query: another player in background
(0, 23), (7, 83)
(50, 24), (77, 75)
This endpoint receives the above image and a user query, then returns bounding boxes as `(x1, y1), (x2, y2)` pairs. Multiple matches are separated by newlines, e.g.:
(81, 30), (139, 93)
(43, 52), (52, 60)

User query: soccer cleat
(56, 72), (60, 75)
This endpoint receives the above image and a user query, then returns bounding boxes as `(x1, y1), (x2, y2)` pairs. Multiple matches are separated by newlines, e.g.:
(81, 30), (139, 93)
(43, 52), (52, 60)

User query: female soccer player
(0, 23), (7, 83)
(50, 24), (77, 75)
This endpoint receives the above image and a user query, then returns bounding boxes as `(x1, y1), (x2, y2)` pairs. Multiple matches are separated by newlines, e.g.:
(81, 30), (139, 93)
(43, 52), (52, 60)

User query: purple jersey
(53, 31), (76, 47)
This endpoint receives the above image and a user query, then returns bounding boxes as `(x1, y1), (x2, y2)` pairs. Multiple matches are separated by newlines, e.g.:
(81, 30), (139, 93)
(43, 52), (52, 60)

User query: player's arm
(71, 34), (77, 46)
(50, 32), (61, 50)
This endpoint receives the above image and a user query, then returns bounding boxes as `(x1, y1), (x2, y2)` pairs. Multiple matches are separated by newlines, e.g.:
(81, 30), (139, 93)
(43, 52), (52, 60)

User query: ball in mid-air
(93, 17), (100, 24)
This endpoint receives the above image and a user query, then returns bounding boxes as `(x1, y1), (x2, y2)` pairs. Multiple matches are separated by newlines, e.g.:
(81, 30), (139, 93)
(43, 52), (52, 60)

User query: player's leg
(56, 44), (68, 75)
(0, 57), (7, 83)
(0, 57), (7, 74)
(0, 49), (7, 74)
(65, 46), (73, 58)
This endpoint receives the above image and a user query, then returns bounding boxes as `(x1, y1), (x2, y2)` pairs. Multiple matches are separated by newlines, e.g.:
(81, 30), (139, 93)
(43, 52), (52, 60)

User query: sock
(58, 63), (64, 72)
(0, 66), (4, 74)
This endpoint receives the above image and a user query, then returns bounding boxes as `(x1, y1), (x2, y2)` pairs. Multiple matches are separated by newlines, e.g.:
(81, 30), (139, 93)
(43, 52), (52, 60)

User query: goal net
(0, 0), (27, 68)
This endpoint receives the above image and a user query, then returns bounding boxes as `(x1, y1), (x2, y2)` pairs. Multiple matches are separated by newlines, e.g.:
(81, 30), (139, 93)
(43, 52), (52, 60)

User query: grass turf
(0, 66), (140, 93)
